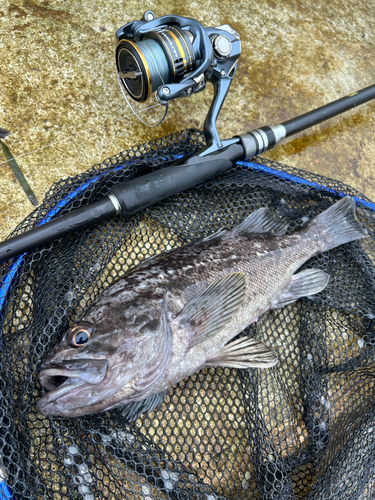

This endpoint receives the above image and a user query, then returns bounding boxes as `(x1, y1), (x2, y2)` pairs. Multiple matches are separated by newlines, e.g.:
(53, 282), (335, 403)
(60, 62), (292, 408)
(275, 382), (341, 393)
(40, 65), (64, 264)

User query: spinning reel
(115, 11), (241, 155)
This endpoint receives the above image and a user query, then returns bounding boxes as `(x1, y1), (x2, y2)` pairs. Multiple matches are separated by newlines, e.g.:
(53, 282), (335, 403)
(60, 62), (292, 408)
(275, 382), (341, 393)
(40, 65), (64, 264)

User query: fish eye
(67, 322), (94, 348)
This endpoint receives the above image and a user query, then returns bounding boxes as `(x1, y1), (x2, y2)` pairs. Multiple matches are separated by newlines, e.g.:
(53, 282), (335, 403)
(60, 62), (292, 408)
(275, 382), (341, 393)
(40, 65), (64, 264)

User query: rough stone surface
(0, 0), (374, 240)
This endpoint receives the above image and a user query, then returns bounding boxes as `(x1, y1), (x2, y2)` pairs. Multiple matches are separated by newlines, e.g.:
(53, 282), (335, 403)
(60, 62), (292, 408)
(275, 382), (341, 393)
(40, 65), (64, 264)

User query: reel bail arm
(116, 12), (241, 155)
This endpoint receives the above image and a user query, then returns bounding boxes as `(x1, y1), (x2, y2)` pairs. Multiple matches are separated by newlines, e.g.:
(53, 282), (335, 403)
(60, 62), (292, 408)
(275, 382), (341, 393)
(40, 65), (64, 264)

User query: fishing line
(116, 35), (171, 128)
(0, 136), (71, 168)
(137, 39), (170, 90)
(117, 74), (168, 127)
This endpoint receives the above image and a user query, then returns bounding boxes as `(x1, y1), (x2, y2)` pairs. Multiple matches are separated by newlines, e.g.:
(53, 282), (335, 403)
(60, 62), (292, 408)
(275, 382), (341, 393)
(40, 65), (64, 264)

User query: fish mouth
(36, 358), (109, 416)
(39, 358), (108, 392)
(40, 371), (70, 391)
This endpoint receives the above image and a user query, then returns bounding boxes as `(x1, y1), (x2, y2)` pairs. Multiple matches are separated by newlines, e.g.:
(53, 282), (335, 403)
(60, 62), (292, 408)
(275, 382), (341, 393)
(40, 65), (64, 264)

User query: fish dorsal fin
(133, 299), (173, 392)
(177, 272), (247, 350)
(204, 336), (278, 369)
(232, 207), (288, 236)
(271, 268), (330, 309)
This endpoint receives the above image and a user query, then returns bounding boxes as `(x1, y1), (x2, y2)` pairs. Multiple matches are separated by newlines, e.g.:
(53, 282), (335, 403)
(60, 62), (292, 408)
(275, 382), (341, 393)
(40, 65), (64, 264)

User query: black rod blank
(0, 198), (117, 260)
(281, 84), (375, 137)
(1, 83), (375, 264)
(0, 144), (244, 263)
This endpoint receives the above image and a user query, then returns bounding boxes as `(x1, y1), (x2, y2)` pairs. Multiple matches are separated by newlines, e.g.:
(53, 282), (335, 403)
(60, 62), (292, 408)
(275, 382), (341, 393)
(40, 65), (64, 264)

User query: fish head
(36, 294), (165, 417)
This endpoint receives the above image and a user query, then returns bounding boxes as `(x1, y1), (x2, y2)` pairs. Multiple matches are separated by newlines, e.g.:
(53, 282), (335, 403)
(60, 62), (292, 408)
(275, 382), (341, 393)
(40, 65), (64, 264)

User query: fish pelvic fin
(177, 272), (247, 350)
(308, 196), (368, 251)
(232, 207), (289, 236)
(271, 269), (330, 309)
(204, 336), (278, 369)
(121, 391), (167, 422)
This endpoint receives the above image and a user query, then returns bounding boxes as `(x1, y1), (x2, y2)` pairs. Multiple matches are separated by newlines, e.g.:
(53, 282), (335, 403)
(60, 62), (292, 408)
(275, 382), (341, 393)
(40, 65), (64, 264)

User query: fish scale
(152, 233), (321, 392)
(36, 196), (367, 418)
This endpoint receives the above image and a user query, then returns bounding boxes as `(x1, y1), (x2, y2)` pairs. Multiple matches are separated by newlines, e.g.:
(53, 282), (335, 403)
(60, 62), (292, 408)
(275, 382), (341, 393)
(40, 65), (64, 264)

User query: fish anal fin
(271, 269), (329, 309)
(177, 272), (247, 350)
(121, 391), (166, 422)
(205, 336), (278, 369)
(233, 207), (288, 236)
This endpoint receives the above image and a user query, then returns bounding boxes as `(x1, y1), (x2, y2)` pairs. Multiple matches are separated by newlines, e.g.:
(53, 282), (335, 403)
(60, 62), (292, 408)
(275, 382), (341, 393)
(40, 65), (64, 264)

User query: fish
(36, 196), (367, 419)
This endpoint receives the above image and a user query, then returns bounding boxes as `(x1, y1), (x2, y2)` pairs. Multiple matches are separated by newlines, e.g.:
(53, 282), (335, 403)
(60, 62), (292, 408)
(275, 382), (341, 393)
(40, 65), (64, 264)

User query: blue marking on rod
(239, 161), (375, 211)
(0, 481), (15, 500)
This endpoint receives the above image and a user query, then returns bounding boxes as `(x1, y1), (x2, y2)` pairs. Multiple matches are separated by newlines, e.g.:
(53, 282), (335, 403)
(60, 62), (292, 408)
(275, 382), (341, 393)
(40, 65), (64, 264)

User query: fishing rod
(0, 10), (375, 264)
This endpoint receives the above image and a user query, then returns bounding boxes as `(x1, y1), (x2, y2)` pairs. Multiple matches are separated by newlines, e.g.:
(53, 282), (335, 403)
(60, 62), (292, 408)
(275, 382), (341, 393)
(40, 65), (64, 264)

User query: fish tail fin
(308, 196), (368, 252)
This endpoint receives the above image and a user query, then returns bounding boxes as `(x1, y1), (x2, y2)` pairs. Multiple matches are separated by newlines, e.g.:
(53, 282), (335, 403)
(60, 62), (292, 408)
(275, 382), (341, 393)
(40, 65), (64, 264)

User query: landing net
(1, 129), (374, 500)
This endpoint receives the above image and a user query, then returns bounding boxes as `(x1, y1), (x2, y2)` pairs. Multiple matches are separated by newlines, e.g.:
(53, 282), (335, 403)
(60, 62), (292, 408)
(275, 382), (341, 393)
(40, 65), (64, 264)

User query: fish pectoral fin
(232, 207), (289, 236)
(204, 336), (278, 369)
(177, 272), (247, 349)
(121, 391), (167, 422)
(271, 269), (330, 309)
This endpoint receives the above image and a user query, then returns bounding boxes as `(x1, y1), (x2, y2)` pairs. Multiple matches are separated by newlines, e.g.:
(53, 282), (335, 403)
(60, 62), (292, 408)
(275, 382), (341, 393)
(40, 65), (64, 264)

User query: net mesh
(1, 129), (375, 500)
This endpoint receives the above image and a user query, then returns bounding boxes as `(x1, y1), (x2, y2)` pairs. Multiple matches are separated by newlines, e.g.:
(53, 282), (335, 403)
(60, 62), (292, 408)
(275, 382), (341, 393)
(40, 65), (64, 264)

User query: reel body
(116, 11), (241, 154)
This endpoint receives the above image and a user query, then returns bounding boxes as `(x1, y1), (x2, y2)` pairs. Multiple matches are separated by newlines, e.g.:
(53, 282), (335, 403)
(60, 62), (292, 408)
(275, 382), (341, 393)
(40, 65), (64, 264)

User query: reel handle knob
(143, 10), (156, 22)
(213, 35), (232, 59)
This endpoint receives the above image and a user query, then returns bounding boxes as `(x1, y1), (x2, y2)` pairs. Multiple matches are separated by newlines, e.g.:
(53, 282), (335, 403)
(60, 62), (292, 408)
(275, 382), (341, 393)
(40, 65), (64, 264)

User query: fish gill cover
(1, 129), (375, 499)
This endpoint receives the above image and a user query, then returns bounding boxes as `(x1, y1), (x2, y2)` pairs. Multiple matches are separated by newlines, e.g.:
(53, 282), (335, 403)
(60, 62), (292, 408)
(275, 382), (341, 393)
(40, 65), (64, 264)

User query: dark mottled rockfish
(37, 197), (367, 419)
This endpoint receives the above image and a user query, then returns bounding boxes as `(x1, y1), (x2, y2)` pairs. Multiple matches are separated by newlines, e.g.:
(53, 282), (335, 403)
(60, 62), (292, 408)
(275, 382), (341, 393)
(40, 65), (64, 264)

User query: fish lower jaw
(36, 399), (94, 418)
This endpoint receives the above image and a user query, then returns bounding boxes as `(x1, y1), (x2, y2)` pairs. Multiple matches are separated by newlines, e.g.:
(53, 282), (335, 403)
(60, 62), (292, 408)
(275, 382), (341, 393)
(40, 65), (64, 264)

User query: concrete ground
(0, 0), (374, 241)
